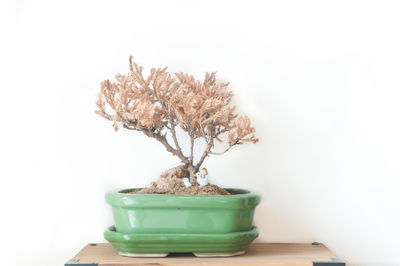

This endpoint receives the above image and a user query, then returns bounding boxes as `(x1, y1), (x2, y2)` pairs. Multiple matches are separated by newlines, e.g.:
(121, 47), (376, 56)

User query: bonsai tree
(96, 57), (258, 194)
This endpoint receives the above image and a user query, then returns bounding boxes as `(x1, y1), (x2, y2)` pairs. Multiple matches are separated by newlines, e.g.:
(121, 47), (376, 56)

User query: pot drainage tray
(104, 225), (258, 257)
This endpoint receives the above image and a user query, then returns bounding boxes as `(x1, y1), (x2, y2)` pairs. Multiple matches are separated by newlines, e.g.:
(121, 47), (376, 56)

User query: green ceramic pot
(105, 188), (260, 234)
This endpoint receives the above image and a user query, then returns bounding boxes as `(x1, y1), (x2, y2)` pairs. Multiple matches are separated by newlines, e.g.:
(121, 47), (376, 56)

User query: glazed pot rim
(107, 188), (257, 197)
(105, 188), (261, 209)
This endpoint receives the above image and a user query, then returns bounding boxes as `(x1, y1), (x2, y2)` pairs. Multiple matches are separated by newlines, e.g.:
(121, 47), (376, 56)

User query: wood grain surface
(69, 242), (342, 266)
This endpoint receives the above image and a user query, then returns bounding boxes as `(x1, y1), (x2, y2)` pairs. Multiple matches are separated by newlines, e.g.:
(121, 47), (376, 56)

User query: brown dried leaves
(95, 57), (258, 169)
(228, 116), (258, 145)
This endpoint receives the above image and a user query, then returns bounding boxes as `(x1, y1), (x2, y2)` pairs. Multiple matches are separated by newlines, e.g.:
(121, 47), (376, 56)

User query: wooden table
(65, 243), (345, 266)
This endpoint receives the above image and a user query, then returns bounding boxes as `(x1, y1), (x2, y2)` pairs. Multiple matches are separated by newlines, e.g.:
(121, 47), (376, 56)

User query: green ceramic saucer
(104, 225), (259, 257)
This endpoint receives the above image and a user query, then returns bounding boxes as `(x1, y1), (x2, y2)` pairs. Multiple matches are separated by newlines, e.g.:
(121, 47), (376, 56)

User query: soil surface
(128, 166), (231, 195)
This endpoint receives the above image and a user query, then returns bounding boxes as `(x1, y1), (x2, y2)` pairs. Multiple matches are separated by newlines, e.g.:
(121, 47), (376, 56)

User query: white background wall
(2, 0), (400, 265)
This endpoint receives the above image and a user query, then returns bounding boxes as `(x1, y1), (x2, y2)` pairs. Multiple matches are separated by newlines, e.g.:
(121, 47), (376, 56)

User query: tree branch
(195, 139), (214, 172)
(155, 134), (190, 165)
(169, 116), (185, 157)
(123, 124), (141, 131)
(209, 140), (240, 155)
(123, 123), (190, 165)
(189, 134), (195, 164)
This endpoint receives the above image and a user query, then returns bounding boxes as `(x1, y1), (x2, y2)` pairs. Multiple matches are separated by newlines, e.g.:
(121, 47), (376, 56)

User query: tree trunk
(187, 165), (196, 182)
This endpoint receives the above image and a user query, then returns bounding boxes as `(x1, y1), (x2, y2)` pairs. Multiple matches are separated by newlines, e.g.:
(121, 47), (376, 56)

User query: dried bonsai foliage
(96, 57), (258, 192)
